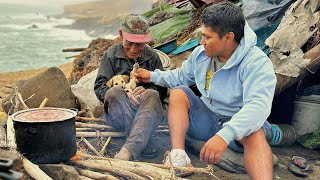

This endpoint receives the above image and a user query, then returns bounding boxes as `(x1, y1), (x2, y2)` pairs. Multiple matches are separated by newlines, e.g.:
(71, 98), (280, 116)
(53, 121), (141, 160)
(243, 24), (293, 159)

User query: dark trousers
(104, 86), (164, 159)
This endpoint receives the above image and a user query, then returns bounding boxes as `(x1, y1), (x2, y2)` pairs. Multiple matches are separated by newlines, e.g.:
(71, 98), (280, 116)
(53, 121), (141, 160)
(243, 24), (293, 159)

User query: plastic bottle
(266, 124), (297, 146)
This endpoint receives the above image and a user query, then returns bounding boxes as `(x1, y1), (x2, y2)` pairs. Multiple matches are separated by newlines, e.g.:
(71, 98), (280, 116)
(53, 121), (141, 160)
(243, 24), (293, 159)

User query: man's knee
(239, 128), (268, 148)
(142, 89), (160, 100)
(104, 86), (125, 102)
(169, 89), (190, 108)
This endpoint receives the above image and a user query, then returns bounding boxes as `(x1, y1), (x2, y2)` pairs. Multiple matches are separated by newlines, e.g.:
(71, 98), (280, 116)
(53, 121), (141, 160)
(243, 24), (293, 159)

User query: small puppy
(106, 75), (129, 89)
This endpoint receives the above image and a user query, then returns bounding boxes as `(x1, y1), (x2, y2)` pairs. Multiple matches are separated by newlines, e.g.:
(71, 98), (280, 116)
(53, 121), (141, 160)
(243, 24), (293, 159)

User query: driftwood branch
(81, 137), (103, 157)
(6, 116), (16, 150)
(76, 128), (94, 132)
(72, 160), (148, 180)
(17, 93), (28, 109)
(76, 167), (119, 180)
(77, 152), (215, 177)
(100, 136), (112, 154)
(39, 98), (49, 108)
(76, 132), (125, 138)
(75, 122), (113, 130)
(22, 157), (52, 180)
(62, 48), (87, 52)
(75, 116), (103, 122)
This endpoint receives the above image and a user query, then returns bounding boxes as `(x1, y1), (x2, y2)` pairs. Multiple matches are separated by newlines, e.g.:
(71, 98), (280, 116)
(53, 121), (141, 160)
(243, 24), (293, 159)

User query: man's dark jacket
(94, 42), (167, 102)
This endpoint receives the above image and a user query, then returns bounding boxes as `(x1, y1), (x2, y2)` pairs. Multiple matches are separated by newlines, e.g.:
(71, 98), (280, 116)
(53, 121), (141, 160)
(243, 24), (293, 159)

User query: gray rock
(39, 164), (79, 180)
(2, 67), (77, 114)
(71, 69), (103, 118)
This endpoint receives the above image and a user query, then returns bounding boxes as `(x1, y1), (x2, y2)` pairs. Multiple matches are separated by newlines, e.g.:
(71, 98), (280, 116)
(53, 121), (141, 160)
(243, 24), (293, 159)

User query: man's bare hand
(127, 91), (140, 106)
(134, 68), (151, 83)
(200, 135), (228, 164)
(133, 86), (145, 97)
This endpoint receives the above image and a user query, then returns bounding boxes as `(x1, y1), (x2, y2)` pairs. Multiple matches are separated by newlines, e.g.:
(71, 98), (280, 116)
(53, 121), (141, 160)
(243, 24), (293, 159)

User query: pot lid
(11, 107), (77, 123)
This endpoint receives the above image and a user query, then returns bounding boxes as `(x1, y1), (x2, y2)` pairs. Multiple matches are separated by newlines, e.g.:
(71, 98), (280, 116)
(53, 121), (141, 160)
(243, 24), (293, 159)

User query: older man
(94, 14), (167, 161)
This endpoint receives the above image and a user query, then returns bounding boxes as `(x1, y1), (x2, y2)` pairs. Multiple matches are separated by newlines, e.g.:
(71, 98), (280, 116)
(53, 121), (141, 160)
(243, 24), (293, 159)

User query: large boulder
(2, 67), (77, 114)
(71, 69), (103, 118)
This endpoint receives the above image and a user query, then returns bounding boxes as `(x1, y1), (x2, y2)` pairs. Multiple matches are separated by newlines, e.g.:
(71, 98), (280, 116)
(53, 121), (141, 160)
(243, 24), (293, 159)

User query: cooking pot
(11, 107), (77, 164)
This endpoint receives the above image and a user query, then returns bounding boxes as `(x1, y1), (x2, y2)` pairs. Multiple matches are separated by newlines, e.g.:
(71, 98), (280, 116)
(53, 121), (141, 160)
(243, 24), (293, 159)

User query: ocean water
(0, 3), (92, 73)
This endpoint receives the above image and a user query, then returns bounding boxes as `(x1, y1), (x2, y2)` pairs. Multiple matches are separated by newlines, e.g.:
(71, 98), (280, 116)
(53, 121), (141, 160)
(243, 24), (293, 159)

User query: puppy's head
(106, 75), (128, 89)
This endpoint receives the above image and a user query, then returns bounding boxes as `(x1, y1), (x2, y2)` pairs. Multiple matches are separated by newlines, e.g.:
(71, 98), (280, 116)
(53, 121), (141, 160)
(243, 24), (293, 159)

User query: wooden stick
(6, 115), (16, 150)
(76, 167), (119, 180)
(75, 122), (113, 130)
(76, 132), (125, 138)
(81, 137), (103, 157)
(65, 55), (78, 59)
(76, 128), (94, 132)
(17, 93), (28, 109)
(22, 157), (52, 180)
(72, 160), (147, 180)
(79, 175), (93, 180)
(100, 136), (111, 154)
(75, 116), (102, 122)
(62, 48), (87, 52)
(39, 98), (49, 108)
(77, 152), (215, 176)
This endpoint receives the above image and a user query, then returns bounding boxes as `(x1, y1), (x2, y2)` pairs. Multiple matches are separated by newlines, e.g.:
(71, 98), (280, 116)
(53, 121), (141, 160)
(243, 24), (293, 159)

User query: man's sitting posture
(135, 2), (276, 179)
(94, 14), (167, 161)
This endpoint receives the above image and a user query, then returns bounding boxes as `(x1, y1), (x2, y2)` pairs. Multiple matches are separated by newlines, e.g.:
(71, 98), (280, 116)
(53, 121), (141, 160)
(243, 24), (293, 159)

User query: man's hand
(132, 86), (145, 97)
(134, 68), (151, 83)
(200, 135), (228, 164)
(127, 91), (140, 106)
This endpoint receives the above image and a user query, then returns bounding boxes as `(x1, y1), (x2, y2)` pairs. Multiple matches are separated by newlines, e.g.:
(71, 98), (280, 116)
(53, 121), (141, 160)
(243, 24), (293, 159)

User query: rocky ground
(1, 57), (320, 179)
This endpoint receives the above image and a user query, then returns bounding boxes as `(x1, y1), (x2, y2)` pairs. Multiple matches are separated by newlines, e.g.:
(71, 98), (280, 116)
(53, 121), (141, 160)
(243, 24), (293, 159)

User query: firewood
(81, 137), (103, 157)
(76, 128), (94, 131)
(100, 136), (112, 154)
(77, 152), (214, 178)
(76, 167), (119, 180)
(75, 122), (113, 130)
(72, 160), (148, 180)
(17, 92), (28, 109)
(76, 132), (125, 138)
(79, 175), (93, 180)
(6, 115), (16, 150)
(22, 156), (52, 180)
(75, 116), (103, 122)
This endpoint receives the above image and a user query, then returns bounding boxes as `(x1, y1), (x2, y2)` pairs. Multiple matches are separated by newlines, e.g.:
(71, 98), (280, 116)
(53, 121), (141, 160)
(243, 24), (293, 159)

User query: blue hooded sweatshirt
(150, 23), (277, 145)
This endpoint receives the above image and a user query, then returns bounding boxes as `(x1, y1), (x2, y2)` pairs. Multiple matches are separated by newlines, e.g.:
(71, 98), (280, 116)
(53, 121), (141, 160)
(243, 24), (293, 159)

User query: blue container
(154, 39), (177, 54)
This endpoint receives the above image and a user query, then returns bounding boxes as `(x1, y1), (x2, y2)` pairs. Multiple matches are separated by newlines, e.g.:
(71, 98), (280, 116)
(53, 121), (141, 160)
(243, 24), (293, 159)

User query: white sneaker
(163, 149), (193, 177)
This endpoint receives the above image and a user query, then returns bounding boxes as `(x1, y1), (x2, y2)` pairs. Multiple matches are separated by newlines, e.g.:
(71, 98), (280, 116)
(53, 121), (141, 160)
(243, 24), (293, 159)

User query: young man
(135, 2), (276, 179)
(94, 14), (167, 161)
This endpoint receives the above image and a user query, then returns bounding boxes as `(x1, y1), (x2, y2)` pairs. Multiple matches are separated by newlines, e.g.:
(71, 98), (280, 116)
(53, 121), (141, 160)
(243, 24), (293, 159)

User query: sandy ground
(0, 63), (73, 112)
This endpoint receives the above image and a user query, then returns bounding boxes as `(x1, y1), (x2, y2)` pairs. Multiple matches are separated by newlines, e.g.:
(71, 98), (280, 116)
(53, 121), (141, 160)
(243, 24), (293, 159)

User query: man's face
(122, 38), (146, 60)
(200, 26), (227, 58)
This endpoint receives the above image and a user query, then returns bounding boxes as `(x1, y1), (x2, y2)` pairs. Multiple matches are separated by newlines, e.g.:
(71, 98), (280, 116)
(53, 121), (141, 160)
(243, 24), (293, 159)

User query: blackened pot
(11, 107), (77, 164)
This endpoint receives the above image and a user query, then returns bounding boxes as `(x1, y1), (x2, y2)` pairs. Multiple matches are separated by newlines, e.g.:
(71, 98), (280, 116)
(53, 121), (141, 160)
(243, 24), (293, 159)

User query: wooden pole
(72, 160), (147, 180)
(22, 157), (52, 180)
(62, 48), (87, 52)
(75, 122), (113, 130)
(81, 137), (103, 157)
(76, 132), (125, 138)
(100, 136), (112, 154)
(76, 167), (119, 180)
(75, 116), (102, 122)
